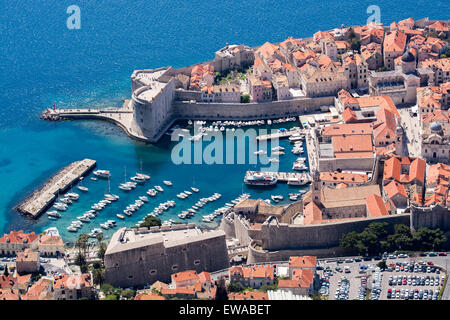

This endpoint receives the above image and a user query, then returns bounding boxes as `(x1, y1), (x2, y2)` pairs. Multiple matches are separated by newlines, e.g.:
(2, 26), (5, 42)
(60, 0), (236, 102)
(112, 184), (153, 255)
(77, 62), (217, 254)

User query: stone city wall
(172, 96), (334, 121)
(410, 204), (450, 232)
(318, 156), (375, 172)
(260, 213), (411, 251)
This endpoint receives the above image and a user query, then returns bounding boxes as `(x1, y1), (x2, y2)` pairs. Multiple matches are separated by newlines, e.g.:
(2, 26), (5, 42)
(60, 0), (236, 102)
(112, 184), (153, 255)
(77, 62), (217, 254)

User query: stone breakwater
(15, 159), (96, 219)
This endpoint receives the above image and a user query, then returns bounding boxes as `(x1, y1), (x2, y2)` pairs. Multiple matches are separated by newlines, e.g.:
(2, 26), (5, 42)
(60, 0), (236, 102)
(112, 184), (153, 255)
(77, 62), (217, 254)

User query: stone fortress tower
(129, 68), (176, 141)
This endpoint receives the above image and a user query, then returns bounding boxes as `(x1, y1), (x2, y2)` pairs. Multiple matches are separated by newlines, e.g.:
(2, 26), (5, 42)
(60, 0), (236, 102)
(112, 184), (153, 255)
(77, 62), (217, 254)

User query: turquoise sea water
(0, 0), (449, 242)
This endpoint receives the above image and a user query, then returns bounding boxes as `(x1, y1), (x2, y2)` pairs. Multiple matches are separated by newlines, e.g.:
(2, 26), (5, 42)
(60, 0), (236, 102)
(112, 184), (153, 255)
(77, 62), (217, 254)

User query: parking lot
(317, 254), (448, 300)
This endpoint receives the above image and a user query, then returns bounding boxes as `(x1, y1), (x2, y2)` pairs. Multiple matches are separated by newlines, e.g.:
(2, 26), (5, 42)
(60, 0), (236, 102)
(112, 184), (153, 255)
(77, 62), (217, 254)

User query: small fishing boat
(130, 176), (146, 184)
(93, 170), (111, 179)
(66, 193), (79, 201)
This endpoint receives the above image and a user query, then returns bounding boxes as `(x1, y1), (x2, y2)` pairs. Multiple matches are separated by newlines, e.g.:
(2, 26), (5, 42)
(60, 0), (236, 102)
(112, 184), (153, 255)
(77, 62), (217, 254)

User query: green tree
(350, 39), (361, 52)
(348, 27), (356, 40)
(101, 283), (114, 296)
(240, 94), (250, 103)
(413, 228), (446, 251)
(93, 268), (105, 285)
(339, 231), (361, 252)
(227, 281), (246, 293)
(377, 260), (387, 269)
(121, 289), (136, 300)
(215, 277), (229, 300)
(75, 252), (88, 273)
(388, 224), (413, 250)
(140, 216), (162, 228)
(104, 294), (118, 300)
(365, 222), (388, 239)
(97, 242), (107, 265)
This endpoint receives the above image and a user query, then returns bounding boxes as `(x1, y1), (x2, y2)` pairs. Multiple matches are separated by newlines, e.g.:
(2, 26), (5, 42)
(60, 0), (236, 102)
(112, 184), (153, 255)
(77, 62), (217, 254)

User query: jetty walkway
(255, 128), (307, 141)
(245, 171), (312, 184)
(15, 159), (96, 219)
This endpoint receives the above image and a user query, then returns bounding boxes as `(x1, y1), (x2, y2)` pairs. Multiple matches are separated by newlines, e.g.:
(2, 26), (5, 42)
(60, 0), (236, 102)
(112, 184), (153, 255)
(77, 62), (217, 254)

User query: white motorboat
(59, 198), (72, 205)
(119, 184), (132, 191)
(184, 190), (192, 195)
(191, 187), (199, 193)
(268, 158), (279, 163)
(163, 180), (173, 186)
(77, 186), (89, 192)
(100, 223), (110, 230)
(53, 203), (67, 211)
(139, 196), (149, 203)
(154, 186), (163, 192)
(66, 193), (79, 201)
(289, 134), (304, 143)
(287, 177), (309, 186)
(117, 214), (125, 219)
(67, 226), (78, 232)
(293, 162), (308, 171)
(93, 170), (111, 179)
(47, 211), (61, 218)
(130, 176), (146, 184)
(136, 173), (151, 180)
(271, 146), (285, 151)
(254, 150), (267, 155)
(147, 189), (157, 197)
(90, 177), (98, 181)
(272, 151), (285, 156)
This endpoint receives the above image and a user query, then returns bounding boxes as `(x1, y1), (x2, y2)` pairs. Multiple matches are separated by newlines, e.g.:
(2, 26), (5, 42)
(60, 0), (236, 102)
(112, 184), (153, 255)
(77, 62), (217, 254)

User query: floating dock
(255, 128), (306, 141)
(15, 159), (97, 219)
(245, 171), (312, 184)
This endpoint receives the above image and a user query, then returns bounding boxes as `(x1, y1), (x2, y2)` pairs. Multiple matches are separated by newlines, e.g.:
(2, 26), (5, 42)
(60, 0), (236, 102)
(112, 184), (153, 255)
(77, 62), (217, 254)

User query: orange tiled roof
(0, 231), (39, 244)
(135, 292), (166, 300)
(228, 291), (268, 300)
(171, 270), (199, 285)
(289, 256), (317, 269)
(320, 171), (368, 184)
(384, 181), (408, 199)
(279, 269), (314, 289)
(366, 194), (389, 217)
(332, 135), (373, 154)
(384, 30), (407, 53)
(322, 123), (373, 137)
(53, 273), (92, 290)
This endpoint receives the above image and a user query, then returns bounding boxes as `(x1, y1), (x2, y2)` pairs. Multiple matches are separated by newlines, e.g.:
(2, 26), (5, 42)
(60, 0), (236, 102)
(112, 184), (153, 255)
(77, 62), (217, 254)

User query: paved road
(398, 107), (421, 158)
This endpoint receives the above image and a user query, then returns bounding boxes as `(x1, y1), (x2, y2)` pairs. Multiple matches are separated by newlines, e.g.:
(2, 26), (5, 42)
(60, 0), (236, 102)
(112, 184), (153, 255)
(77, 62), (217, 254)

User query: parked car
(438, 252), (447, 256)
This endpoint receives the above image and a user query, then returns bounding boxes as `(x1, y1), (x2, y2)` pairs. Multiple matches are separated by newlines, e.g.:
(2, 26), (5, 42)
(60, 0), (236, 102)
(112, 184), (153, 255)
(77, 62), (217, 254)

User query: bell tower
(311, 170), (322, 206)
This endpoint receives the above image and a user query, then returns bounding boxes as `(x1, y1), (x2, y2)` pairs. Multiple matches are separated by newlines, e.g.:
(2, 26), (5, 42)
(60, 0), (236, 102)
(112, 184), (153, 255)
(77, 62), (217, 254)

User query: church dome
(430, 121), (442, 132)
(401, 50), (415, 63)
